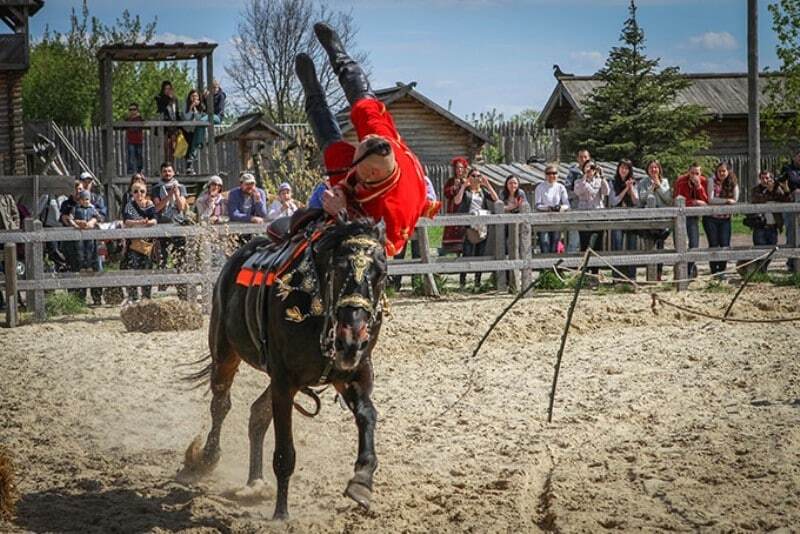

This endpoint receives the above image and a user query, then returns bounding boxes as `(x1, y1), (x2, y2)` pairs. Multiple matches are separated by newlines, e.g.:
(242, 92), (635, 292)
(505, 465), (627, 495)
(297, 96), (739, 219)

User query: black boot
(313, 22), (374, 105)
(295, 53), (343, 150)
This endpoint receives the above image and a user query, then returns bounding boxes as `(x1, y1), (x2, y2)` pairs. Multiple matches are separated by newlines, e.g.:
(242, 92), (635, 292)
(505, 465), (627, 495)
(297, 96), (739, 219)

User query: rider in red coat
(295, 24), (438, 256)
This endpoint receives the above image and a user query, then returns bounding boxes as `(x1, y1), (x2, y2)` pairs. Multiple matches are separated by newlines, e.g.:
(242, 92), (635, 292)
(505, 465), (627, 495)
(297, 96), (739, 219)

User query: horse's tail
(180, 353), (213, 390)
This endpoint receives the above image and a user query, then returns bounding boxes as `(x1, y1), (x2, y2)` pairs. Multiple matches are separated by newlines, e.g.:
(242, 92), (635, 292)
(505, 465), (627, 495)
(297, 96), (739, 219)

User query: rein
(317, 233), (383, 384)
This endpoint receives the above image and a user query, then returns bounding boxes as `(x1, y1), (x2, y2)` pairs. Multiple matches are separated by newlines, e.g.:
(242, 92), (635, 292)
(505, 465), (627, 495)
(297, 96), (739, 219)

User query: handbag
(743, 213), (766, 230)
(129, 238), (154, 257)
(174, 131), (189, 159)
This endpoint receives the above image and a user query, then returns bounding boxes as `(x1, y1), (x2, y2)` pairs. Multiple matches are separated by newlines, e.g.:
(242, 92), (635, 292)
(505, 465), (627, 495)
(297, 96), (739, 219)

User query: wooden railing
(2, 193), (799, 327)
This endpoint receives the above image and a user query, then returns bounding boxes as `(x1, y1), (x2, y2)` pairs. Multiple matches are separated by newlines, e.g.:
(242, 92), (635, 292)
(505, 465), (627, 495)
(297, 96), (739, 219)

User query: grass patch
(411, 273), (451, 296)
(769, 272), (800, 288)
(731, 214), (750, 235)
(45, 291), (87, 317)
(596, 282), (637, 295)
(427, 227), (443, 250)
(384, 286), (396, 299)
(743, 270), (772, 283)
(703, 280), (733, 293)
(536, 270), (568, 290)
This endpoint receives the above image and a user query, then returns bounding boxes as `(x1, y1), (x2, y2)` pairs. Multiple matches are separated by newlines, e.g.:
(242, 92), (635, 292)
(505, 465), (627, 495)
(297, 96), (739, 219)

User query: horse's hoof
(344, 480), (372, 510)
(272, 510), (289, 521)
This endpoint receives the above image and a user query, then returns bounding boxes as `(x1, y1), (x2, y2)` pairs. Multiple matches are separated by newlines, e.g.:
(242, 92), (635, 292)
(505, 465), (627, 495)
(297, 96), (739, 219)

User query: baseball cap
(240, 173), (256, 184)
(79, 190), (91, 200)
(208, 175), (223, 186)
(279, 182), (291, 192)
(79, 172), (93, 181)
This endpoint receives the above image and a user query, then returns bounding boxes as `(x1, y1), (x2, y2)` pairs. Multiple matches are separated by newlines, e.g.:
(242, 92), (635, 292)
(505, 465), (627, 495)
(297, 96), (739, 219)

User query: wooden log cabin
(540, 71), (792, 188)
(336, 82), (491, 166)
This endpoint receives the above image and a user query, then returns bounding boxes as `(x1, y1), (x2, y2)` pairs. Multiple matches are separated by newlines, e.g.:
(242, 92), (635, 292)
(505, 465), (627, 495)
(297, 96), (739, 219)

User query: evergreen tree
(561, 0), (709, 177)
(23, 1), (193, 126)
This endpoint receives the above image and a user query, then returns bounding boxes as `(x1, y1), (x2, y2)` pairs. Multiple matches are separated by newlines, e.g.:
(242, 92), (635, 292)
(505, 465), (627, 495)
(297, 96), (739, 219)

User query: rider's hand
(322, 187), (347, 216)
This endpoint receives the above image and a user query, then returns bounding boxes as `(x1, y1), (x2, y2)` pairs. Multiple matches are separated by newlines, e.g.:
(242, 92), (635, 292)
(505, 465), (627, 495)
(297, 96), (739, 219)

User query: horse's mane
(315, 217), (383, 253)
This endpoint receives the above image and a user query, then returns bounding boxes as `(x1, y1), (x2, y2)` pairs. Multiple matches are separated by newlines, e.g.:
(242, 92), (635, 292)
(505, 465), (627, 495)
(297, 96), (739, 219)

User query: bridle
(317, 233), (384, 384)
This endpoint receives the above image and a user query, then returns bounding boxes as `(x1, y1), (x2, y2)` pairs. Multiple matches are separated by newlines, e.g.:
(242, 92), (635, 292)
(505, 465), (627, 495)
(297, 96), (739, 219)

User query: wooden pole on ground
(547, 234), (596, 423)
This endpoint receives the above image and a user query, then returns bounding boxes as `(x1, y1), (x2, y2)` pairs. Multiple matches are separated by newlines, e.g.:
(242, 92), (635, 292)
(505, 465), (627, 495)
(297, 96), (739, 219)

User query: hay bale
(120, 298), (203, 333)
(103, 287), (125, 306)
(0, 448), (17, 522)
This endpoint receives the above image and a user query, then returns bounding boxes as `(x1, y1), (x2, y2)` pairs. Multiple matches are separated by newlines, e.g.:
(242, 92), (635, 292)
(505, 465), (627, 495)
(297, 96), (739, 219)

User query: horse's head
(314, 217), (387, 372)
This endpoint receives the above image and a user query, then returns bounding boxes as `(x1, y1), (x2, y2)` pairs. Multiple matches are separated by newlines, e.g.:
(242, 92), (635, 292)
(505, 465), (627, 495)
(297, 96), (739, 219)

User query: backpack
(37, 194), (68, 227)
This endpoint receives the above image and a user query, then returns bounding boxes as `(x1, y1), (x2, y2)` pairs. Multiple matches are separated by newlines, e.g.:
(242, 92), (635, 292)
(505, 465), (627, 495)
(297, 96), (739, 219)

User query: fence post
(492, 200), (507, 292)
(200, 237), (214, 314)
(673, 196), (689, 291)
(789, 191), (800, 274)
(23, 218), (46, 322)
(416, 226), (439, 297)
(644, 196), (658, 282)
(185, 236), (199, 304)
(519, 203), (532, 292)
(508, 211), (521, 293)
(4, 243), (18, 327)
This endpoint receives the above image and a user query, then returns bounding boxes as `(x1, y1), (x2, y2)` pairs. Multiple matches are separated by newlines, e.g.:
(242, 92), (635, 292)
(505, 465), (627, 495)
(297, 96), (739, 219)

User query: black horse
(182, 216), (387, 520)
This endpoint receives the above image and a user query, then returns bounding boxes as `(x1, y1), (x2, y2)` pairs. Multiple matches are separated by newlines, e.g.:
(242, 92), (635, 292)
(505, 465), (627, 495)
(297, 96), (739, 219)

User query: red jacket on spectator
(674, 173), (709, 206)
(126, 115), (143, 145)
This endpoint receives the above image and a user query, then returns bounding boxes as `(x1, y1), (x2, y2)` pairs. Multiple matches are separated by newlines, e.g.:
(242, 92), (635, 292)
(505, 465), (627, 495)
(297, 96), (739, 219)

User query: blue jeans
(786, 212), (797, 272)
(686, 216), (700, 277)
(753, 227), (779, 272)
(702, 216), (732, 274)
(610, 229), (637, 280)
(126, 143), (143, 174)
(538, 231), (560, 254)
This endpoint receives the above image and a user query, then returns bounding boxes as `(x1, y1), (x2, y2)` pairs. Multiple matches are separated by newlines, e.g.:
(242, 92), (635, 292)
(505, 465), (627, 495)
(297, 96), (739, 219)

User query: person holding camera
(454, 167), (498, 289)
(574, 159), (609, 279)
(267, 182), (300, 222)
(749, 170), (792, 271)
(534, 163), (569, 253)
(608, 159), (638, 281)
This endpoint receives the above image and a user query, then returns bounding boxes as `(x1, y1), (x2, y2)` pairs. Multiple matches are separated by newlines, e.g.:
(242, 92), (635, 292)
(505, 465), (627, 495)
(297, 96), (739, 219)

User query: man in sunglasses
(294, 23), (439, 256)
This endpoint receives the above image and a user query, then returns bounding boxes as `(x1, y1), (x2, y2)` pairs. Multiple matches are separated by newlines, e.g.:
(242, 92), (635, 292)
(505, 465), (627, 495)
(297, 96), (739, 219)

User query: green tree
(23, 1), (193, 126)
(561, 0), (709, 177)
(764, 0), (800, 150)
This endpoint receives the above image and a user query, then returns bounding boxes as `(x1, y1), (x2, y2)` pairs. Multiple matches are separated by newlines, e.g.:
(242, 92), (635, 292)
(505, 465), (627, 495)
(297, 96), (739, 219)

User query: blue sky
(30, 0), (780, 119)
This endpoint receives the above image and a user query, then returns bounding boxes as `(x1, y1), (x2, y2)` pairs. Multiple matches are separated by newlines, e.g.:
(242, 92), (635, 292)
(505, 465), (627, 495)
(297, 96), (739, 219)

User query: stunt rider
(295, 23), (439, 257)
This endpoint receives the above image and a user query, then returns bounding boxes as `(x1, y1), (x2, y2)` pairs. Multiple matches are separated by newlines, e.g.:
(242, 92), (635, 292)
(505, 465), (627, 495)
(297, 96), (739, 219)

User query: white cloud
(569, 51), (605, 70)
(150, 32), (216, 45)
(688, 31), (737, 51)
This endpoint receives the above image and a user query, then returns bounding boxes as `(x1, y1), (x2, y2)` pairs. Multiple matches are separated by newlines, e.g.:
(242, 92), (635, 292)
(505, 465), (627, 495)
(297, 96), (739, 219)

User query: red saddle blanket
(235, 229), (324, 288)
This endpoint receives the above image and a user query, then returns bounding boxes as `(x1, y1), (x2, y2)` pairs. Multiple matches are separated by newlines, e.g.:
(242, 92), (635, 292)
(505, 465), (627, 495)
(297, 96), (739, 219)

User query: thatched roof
(476, 161), (646, 189)
(541, 72), (787, 129)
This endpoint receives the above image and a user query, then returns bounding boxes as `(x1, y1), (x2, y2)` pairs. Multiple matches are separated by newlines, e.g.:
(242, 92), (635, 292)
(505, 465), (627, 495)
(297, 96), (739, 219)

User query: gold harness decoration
(285, 306), (306, 323)
(350, 248), (372, 282)
(337, 294), (373, 313)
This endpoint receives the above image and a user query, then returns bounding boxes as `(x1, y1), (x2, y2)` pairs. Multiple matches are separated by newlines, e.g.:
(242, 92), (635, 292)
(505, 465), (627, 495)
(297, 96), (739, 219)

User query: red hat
(451, 156), (469, 169)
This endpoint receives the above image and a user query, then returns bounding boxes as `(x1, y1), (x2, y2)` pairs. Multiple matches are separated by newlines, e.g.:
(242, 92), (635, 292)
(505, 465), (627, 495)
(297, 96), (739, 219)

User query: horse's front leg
(341, 362), (378, 509)
(271, 383), (296, 520)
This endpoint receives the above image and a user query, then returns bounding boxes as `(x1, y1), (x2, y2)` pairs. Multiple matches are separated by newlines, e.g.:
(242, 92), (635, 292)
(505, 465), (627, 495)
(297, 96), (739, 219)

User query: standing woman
(636, 159), (672, 280)
(155, 80), (180, 163)
(501, 174), (528, 213)
(608, 159), (639, 281)
(184, 89), (206, 174)
(121, 181), (157, 302)
(454, 166), (499, 289)
(534, 163), (570, 253)
(442, 156), (470, 255)
(574, 159), (609, 278)
(703, 161), (739, 274)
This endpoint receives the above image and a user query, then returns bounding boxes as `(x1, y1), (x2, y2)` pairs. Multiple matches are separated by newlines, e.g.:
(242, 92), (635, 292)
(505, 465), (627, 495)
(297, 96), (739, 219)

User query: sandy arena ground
(1, 283), (799, 533)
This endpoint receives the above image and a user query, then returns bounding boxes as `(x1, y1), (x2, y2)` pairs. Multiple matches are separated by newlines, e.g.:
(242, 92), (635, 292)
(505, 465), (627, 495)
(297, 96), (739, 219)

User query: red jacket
(674, 174), (709, 206)
(323, 98), (437, 256)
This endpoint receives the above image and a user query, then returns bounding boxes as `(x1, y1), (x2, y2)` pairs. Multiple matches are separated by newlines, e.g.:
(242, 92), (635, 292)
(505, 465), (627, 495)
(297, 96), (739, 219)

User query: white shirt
(535, 181), (570, 212)
(267, 199), (299, 221)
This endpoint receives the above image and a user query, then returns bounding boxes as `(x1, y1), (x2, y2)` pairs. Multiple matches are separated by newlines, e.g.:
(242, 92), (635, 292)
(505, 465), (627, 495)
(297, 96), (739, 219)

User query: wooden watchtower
(96, 42), (218, 218)
(0, 0), (43, 176)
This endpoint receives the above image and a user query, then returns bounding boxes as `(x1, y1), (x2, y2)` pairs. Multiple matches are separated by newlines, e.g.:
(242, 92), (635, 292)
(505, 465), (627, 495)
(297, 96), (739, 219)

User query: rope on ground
(650, 293), (800, 323)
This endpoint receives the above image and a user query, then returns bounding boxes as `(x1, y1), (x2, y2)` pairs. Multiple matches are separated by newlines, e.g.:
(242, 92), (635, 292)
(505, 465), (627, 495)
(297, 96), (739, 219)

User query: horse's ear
(374, 220), (386, 243)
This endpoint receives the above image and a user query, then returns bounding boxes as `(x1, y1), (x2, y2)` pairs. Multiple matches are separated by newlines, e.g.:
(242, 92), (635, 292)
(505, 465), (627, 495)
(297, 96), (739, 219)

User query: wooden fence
(2, 194), (799, 327)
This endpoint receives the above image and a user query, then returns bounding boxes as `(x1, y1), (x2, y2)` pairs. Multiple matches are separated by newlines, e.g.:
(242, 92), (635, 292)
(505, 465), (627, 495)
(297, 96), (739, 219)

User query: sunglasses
(545, 171), (557, 176)
(469, 173), (481, 178)
(132, 189), (146, 194)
